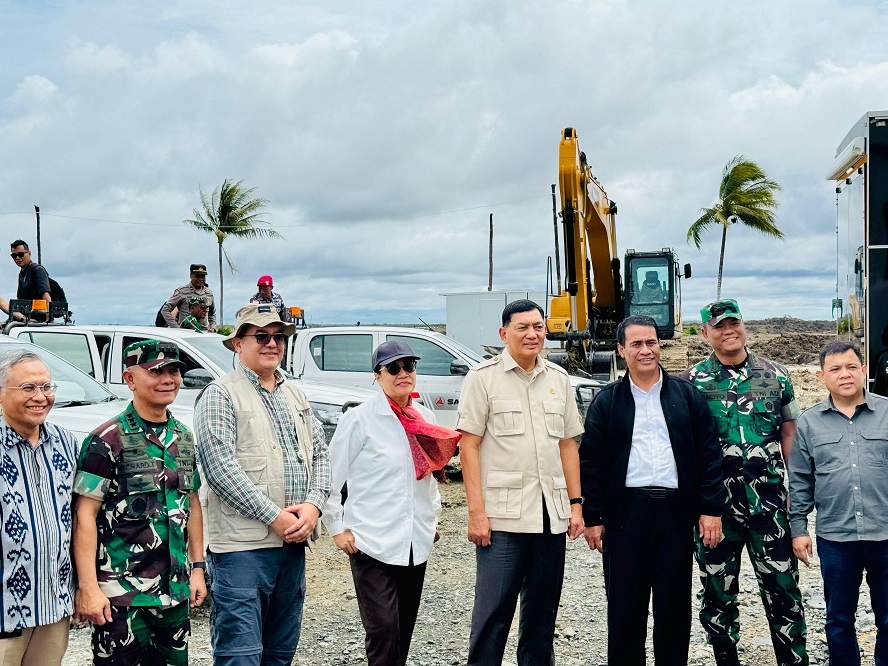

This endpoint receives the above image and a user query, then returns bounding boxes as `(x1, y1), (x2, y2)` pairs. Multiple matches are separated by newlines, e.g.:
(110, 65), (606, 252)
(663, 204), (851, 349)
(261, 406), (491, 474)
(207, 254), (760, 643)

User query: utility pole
(487, 213), (493, 291)
(34, 205), (41, 264)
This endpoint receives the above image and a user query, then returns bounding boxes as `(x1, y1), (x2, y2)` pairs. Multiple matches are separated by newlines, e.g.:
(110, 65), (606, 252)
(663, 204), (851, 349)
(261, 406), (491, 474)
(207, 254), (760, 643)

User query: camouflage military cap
(123, 340), (186, 371)
(701, 298), (743, 326)
(188, 295), (208, 307)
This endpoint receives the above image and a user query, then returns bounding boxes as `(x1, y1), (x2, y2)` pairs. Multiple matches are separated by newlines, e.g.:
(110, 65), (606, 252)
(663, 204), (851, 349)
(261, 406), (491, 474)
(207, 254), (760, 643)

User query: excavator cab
(624, 249), (686, 340)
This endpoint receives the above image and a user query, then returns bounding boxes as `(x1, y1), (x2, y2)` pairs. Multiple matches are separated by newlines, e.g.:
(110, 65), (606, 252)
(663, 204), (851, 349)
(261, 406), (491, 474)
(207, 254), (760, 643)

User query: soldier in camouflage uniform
(682, 299), (807, 666)
(72, 340), (206, 666)
(181, 295), (208, 332)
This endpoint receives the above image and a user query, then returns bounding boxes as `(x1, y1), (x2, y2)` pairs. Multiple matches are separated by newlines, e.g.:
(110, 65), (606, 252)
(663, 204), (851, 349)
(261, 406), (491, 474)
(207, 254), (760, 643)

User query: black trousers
(349, 552), (427, 666)
(466, 511), (566, 666)
(603, 489), (693, 666)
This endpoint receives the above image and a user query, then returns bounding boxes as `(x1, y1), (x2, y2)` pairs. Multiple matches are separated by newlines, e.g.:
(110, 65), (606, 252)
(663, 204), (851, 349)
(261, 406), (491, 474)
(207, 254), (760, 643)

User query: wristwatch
(569, 497), (584, 505)
(191, 561), (206, 571)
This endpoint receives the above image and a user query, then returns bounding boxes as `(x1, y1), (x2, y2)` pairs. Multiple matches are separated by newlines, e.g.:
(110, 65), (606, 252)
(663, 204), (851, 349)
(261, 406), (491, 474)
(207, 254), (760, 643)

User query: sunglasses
(10, 251), (27, 259)
(382, 360), (417, 375)
(245, 332), (286, 345)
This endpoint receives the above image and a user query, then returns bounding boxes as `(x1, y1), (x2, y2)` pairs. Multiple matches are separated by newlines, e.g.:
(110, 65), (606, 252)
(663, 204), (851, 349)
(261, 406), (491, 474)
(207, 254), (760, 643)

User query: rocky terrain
(64, 324), (871, 666)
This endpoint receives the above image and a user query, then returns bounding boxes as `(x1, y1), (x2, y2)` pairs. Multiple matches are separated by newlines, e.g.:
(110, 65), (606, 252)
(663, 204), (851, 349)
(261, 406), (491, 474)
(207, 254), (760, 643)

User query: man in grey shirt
(788, 340), (888, 666)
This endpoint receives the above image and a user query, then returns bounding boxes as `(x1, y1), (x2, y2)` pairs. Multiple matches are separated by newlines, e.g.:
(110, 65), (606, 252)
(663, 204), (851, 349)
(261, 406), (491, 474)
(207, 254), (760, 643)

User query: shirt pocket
(750, 402), (780, 437)
(220, 489), (271, 541)
(484, 470), (523, 519)
(860, 429), (888, 467)
(122, 459), (162, 495)
(235, 411), (271, 449)
(238, 456), (268, 484)
(552, 474), (570, 520)
(811, 432), (843, 472)
(543, 399), (566, 439)
(491, 400), (525, 436)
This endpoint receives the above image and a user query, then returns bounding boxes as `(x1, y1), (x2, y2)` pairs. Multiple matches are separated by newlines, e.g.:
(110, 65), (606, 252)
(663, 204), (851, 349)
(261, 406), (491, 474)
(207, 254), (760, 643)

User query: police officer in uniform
(160, 264), (216, 331)
(73, 340), (206, 665)
(682, 299), (807, 666)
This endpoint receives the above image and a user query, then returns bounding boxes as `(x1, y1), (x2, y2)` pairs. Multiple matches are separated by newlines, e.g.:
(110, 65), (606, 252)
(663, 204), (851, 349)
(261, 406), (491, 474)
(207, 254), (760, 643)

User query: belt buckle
(649, 487), (667, 499)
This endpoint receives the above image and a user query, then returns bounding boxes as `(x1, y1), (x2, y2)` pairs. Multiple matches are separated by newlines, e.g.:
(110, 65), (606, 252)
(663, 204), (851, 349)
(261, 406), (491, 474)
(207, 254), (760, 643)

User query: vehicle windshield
(186, 335), (237, 372)
(0, 341), (118, 405)
(436, 335), (485, 365)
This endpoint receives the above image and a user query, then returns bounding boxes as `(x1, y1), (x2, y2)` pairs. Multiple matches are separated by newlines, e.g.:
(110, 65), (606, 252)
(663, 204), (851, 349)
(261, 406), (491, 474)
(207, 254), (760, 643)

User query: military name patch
(122, 460), (158, 474)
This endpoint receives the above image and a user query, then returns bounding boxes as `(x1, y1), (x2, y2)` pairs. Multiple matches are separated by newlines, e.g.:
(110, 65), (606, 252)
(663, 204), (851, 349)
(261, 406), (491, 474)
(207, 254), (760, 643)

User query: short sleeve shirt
(682, 350), (800, 516)
(73, 403), (200, 607)
(456, 349), (583, 533)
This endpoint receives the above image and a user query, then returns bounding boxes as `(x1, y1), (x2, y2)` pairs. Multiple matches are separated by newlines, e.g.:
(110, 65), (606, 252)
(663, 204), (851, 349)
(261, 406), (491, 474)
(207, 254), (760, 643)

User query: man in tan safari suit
(457, 299), (585, 666)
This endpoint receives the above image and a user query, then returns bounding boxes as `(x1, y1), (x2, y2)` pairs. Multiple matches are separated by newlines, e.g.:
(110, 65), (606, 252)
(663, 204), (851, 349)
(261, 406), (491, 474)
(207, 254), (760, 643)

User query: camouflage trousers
(92, 602), (190, 666)
(694, 509), (808, 666)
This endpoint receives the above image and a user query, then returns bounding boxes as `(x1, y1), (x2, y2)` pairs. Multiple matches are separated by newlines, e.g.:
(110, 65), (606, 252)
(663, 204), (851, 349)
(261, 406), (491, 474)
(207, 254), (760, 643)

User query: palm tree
(183, 179), (281, 324)
(687, 156), (783, 299)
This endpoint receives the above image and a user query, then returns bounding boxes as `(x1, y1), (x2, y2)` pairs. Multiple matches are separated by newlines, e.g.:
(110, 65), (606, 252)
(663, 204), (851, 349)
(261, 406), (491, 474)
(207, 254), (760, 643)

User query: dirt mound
(744, 318), (836, 334)
(675, 332), (838, 368)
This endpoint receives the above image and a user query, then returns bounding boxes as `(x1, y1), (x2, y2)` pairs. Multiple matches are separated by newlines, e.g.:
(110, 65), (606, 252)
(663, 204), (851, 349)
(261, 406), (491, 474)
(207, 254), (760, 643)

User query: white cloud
(0, 0), (886, 326)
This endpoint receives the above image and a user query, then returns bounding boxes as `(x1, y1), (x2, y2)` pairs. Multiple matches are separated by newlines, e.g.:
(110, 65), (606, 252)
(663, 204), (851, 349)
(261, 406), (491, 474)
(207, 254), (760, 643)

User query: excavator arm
(548, 127), (622, 340)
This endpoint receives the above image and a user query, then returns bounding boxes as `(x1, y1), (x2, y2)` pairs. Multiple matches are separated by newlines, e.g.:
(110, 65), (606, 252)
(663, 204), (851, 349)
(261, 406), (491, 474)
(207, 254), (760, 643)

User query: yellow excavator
(546, 127), (690, 380)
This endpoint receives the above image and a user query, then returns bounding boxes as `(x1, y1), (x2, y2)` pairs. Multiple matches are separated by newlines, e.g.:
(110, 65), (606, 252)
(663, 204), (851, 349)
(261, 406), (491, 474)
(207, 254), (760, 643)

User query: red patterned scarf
(387, 395), (462, 480)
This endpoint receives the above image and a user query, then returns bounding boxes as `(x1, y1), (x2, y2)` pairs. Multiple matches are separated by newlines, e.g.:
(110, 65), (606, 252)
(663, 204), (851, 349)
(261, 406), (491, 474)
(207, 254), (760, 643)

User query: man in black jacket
(580, 315), (727, 665)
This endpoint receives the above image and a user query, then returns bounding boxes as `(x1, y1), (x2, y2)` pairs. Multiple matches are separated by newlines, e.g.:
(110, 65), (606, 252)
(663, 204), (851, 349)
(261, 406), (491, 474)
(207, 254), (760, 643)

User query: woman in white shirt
(322, 340), (460, 666)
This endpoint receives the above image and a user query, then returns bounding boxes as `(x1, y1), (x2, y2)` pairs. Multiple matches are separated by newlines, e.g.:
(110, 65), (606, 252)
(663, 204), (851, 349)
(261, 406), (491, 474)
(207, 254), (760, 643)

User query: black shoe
(713, 642), (741, 666)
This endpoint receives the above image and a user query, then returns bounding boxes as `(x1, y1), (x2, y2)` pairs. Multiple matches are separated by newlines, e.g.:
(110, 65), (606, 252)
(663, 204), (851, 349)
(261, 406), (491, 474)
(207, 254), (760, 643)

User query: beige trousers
(0, 617), (70, 666)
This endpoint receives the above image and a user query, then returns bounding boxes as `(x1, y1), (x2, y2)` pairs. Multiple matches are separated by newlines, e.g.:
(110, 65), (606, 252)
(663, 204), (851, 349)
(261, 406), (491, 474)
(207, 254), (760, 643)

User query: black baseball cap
(371, 340), (420, 370)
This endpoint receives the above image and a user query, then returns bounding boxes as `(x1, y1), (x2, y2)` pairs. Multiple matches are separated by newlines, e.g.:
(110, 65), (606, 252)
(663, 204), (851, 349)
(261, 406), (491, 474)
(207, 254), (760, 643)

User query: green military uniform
(683, 309), (807, 665)
(180, 314), (204, 332)
(74, 342), (200, 666)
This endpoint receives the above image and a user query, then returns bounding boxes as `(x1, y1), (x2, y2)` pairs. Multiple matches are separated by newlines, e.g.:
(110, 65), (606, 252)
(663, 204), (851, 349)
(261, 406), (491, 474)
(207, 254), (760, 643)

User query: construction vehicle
(828, 110), (888, 395)
(546, 127), (690, 380)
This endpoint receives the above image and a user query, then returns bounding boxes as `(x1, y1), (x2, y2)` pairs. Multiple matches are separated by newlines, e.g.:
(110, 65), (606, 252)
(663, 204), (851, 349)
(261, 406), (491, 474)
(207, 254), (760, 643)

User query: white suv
(4, 325), (371, 440)
(0, 337), (193, 440)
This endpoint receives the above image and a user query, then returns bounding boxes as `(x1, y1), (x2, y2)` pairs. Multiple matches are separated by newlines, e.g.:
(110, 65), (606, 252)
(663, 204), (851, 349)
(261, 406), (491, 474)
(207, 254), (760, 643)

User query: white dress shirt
(322, 391), (442, 566)
(625, 371), (679, 488)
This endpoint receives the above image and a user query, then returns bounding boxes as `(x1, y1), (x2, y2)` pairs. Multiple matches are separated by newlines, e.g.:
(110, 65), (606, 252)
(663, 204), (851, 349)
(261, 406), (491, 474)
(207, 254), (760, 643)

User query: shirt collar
(239, 361), (285, 390)
(628, 369), (663, 396)
(818, 390), (876, 414)
(500, 347), (545, 377)
(1, 417), (50, 449)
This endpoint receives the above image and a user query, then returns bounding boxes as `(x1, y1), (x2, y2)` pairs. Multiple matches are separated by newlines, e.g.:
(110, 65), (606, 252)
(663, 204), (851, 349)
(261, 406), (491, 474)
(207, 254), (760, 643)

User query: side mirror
(182, 368), (214, 389)
(683, 263), (692, 279)
(450, 360), (470, 376)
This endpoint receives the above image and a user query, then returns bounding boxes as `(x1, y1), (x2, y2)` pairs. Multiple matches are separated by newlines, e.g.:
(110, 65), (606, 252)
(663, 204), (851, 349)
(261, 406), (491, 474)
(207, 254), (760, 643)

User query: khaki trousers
(0, 617), (70, 666)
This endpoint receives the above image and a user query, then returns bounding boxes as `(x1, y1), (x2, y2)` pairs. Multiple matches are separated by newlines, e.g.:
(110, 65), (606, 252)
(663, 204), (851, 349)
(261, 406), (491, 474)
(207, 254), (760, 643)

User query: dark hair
(501, 299), (544, 327)
(616, 314), (659, 346)
(10, 239), (29, 251)
(819, 340), (863, 367)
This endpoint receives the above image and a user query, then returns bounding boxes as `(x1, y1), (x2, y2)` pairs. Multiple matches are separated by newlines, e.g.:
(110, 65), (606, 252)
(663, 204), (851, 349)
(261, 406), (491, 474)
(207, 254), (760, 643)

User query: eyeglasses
(382, 360), (417, 375)
(245, 333), (286, 346)
(3, 382), (58, 397)
(10, 251), (27, 259)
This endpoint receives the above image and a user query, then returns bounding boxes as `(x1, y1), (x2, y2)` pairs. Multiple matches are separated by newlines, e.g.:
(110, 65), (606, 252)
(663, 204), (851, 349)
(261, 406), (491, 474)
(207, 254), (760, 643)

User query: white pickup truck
(4, 324), (374, 440)
(281, 326), (600, 429)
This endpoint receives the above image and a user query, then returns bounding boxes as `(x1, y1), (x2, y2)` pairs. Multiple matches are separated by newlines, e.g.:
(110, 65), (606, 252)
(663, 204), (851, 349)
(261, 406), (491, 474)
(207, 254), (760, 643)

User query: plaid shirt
(194, 363), (330, 525)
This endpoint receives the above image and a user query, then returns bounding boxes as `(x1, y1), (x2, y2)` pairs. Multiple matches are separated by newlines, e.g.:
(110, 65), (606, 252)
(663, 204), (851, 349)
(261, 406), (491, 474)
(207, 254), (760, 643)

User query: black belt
(627, 486), (677, 499)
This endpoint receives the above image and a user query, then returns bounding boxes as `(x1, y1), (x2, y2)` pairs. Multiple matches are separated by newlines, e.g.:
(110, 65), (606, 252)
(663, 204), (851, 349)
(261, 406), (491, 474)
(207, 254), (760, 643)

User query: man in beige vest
(457, 299), (585, 665)
(194, 304), (331, 666)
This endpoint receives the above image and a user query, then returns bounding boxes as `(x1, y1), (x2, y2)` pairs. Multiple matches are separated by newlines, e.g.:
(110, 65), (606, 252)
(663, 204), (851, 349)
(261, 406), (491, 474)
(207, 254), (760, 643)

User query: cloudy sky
(1, 1), (886, 326)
